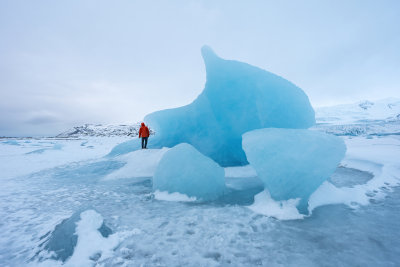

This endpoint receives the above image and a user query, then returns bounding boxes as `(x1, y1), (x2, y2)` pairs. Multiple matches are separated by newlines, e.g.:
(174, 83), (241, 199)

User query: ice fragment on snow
(242, 128), (346, 214)
(153, 143), (225, 201)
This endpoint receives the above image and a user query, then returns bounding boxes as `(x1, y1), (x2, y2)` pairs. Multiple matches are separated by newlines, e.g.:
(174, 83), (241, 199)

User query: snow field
(0, 135), (399, 266)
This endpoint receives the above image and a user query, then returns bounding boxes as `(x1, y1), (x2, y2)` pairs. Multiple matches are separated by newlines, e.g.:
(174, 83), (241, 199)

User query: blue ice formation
(2, 140), (20, 146)
(242, 128), (346, 214)
(109, 46), (315, 166)
(153, 143), (225, 201)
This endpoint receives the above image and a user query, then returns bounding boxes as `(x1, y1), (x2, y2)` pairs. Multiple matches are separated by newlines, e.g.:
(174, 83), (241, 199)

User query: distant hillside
(315, 98), (400, 124)
(56, 123), (154, 138)
(314, 98), (400, 136)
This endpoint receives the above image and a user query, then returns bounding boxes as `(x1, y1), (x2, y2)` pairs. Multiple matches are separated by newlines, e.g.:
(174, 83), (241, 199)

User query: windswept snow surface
(309, 136), (400, 212)
(0, 137), (129, 179)
(103, 148), (169, 181)
(153, 190), (197, 202)
(248, 191), (304, 220)
(1, 133), (400, 266)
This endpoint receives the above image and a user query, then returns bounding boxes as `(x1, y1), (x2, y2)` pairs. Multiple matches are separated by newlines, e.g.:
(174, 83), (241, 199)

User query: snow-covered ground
(1, 134), (399, 266)
(1, 100), (400, 266)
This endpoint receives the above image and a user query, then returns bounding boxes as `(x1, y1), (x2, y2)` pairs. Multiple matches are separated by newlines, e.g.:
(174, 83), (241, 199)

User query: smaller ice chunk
(242, 128), (346, 214)
(153, 143), (225, 201)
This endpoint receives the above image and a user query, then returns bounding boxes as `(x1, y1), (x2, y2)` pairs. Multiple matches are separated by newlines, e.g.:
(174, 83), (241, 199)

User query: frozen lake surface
(0, 136), (399, 266)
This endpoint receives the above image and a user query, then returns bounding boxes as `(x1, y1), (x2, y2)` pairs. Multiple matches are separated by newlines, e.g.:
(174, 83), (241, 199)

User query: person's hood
(141, 123), (145, 126)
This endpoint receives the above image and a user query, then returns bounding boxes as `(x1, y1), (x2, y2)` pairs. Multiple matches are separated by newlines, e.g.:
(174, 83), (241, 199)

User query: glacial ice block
(109, 46), (315, 166)
(242, 128), (346, 214)
(153, 143), (225, 201)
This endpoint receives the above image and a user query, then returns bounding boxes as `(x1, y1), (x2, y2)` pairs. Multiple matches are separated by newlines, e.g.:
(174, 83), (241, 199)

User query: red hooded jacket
(139, 123), (150, 138)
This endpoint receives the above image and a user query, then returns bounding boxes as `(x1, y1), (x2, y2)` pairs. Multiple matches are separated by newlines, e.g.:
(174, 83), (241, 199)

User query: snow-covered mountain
(315, 98), (400, 124)
(314, 98), (400, 136)
(56, 123), (148, 138)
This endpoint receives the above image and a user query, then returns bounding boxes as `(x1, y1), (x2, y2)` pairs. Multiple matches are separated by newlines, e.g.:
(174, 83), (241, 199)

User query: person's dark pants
(141, 137), (148, 149)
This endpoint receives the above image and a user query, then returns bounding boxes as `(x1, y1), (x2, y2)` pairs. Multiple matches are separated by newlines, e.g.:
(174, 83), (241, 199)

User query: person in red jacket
(138, 122), (150, 149)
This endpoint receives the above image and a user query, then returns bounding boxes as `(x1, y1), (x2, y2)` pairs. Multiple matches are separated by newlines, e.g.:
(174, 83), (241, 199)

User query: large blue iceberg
(109, 46), (315, 166)
(242, 128), (346, 214)
(153, 143), (225, 201)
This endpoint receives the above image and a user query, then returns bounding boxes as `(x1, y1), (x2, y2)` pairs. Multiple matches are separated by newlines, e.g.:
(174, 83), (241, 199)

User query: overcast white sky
(1, 0), (399, 136)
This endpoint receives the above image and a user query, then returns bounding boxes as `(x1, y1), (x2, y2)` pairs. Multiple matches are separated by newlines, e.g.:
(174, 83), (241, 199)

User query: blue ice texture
(109, 46), (315, 166)
(38, 209), (111, 262)
(242, 128), (346, 214)
(2, 140), (20, 146)
(153, 143), (225, 200)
